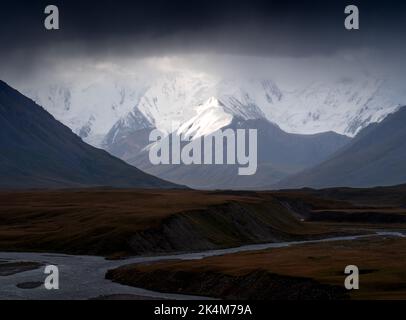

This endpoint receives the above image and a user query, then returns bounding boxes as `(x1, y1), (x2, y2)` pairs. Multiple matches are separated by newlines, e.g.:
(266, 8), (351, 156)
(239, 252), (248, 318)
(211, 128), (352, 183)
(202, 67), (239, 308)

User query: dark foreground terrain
(1, 185), (406, 299)
(0, 188), (340, 257)
(107, 236), (406, 300)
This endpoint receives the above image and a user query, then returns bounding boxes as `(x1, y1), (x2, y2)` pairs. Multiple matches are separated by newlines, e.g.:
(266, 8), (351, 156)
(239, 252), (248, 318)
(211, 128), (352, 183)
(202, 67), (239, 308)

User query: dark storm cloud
(1, 0), (406, 64)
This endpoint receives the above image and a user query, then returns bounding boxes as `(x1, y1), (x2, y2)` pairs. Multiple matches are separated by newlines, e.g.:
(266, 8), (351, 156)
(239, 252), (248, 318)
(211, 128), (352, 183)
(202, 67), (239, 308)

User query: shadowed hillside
(276, 107), (406, 189)
(0, 80), (179, 189)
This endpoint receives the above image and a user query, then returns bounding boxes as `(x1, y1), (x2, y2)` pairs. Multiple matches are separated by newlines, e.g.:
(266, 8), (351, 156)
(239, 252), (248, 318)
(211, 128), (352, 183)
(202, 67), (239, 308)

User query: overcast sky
(1, 0), (406, 85)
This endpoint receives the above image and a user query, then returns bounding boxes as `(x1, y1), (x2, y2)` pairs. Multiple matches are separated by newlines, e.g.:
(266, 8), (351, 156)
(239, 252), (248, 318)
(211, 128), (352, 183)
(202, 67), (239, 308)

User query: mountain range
(275, 106), (406, 189)
(107, 97), (350, 189)
(0, 80), (179, 189)
(21, 72), (403, 148)
(4, 72), (406, 190)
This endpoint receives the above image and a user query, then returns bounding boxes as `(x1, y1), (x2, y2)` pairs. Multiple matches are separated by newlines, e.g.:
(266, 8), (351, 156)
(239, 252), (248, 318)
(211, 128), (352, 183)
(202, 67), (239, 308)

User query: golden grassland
(0, 187), (405, 256)
(1, 186), (406, 299)
(0, 189), (331, 256)
(109, 236), (406, 299)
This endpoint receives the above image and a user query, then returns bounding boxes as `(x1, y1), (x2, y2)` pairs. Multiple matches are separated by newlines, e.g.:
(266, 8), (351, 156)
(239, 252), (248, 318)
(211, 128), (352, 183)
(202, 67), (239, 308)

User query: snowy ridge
(267, 78), (402, 136)
(19, 72), (405, 147)
(125, 74), (403, 140)
(177, 97), (265, 139)
(103, 106), (153, 146)
(22, 78), (148, 146)
(136, 73), (213, 132)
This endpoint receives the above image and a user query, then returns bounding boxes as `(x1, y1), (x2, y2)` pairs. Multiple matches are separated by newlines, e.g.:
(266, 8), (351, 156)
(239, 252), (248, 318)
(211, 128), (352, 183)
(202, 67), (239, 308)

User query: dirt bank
(106, 267), (348, 300)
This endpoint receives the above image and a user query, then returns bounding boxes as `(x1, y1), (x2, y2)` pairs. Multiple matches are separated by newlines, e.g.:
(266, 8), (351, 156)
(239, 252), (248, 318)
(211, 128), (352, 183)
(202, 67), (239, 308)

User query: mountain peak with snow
(177, 97), (233, 139)
(177, 96), (265, 139)
(200, 96), (222, 108)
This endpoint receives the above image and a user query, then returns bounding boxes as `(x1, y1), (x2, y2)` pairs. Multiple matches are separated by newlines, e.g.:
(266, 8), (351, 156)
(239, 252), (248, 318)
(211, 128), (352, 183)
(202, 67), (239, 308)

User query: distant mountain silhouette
(117, 117), (350, 190)
(0, 80), (180, 189)
(276, 106), (406, 189)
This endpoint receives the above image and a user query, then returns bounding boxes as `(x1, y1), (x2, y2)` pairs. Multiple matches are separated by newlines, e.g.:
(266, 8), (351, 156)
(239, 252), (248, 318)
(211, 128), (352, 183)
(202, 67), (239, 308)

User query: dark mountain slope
(119, 118), (350, 190)
(276, 106), (406, 189)
(0, 80), (179, 189)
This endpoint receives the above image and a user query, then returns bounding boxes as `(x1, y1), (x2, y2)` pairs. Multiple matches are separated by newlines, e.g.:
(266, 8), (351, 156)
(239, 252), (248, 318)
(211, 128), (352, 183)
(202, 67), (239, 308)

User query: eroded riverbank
(0, 231), (404, 300)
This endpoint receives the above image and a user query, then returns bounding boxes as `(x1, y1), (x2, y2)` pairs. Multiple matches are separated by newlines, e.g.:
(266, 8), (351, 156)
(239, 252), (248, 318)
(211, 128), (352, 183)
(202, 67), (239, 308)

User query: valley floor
(107, 234), (406, 300)
(1, 186), (406, 299)
(1, 232), (403, 300)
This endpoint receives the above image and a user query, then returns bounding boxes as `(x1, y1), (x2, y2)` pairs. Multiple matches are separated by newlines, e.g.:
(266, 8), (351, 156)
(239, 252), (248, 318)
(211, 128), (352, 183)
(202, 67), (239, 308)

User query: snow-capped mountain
(19, 71), (405, 150)
(108, 73), (403, 148)
(0, 80), (178, 189)
(103, 106), (153, 147)
(176, 96), (265, 139)
(207, 77), (402, 137)
(16, 69), (404, 190)
(275, 106), (406, 189)
(121, 109), (350, 190)
(22, 77), (149, 146)
(135, 73), (211, 130)
(268, 78), (402, 136)
(101, 91), (351, 189)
